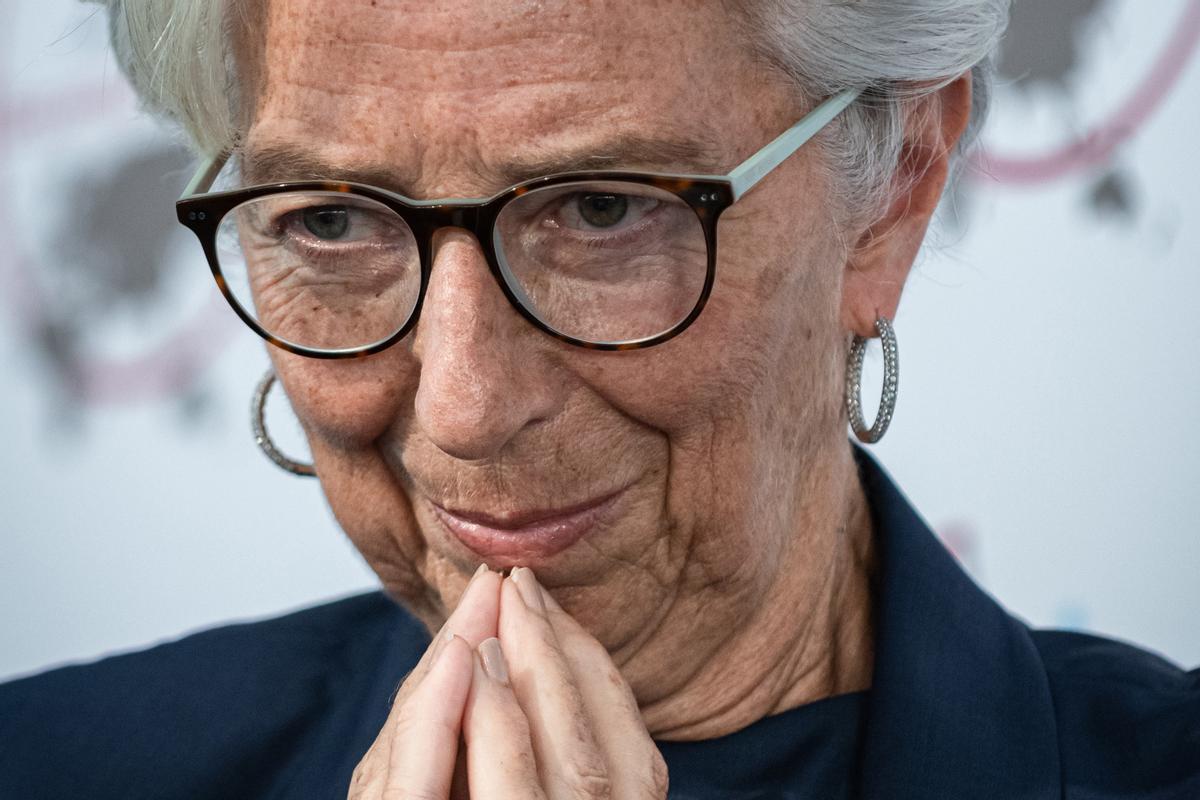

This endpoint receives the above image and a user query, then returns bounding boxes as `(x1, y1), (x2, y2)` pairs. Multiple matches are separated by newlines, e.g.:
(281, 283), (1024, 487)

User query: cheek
(272, 346), (449, 619)
(573, 208), (845, 532)
(576, 243), (811, 440)
(271, 346), (419, 450)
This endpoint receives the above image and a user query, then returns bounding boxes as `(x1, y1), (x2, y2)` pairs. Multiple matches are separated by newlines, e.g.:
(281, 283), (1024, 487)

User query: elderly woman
(2, 0), (1198, 798)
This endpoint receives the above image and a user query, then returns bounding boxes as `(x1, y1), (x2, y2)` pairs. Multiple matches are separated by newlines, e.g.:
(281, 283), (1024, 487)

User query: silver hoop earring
(252, 369), (316, 477)
(845, 316), (899, 445)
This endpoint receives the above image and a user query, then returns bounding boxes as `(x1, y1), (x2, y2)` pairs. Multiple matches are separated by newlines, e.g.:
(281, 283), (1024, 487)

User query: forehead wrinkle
(260, 0), (659, 101)
(250, 1), (752, 198)
(240, 129), (730, 199)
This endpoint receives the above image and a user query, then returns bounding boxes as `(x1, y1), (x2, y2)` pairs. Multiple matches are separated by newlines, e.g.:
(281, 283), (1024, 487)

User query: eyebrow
(240, 132), (729, 198)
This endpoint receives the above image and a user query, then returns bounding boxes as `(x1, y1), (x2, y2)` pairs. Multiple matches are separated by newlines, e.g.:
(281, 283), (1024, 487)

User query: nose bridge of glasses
(418, 199), (544, 342)
(421, 208), (534, 354)
(404, 199), (492, 249)
(429, 203), (478, 229)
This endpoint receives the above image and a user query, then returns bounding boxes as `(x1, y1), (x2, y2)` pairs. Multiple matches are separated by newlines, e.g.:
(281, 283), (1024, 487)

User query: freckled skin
(242, 0), (961, 739)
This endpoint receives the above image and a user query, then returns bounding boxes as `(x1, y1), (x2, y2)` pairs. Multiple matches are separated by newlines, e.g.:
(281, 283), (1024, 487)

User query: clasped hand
(348, 565), (669, 799)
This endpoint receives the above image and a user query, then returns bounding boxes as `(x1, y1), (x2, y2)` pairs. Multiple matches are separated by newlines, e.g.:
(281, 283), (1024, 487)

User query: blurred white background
(2, 0), (1198, 681)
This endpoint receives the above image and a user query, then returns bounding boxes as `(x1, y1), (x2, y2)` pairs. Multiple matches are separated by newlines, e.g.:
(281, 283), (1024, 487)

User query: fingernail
(469, 562), (489, 585)
(513, 567), (547, 615)
(478, 637), (510, 686)
(431, 628), (456, 664)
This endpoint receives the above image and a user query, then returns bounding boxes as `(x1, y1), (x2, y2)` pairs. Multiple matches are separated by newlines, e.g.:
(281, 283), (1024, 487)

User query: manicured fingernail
(478, 637), (510, 686)
(513, 567), (547, 615)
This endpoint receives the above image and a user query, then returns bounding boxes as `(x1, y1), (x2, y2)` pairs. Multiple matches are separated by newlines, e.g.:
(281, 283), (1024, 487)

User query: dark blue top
(657, 691), (869, 799)
(2, 450), (1197, 799)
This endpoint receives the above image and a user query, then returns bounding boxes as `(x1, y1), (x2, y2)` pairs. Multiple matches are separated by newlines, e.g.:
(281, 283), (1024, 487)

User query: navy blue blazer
(2, 451), (1197, 798)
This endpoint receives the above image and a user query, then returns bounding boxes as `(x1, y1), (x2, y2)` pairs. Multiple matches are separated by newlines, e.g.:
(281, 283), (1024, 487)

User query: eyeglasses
(176, 88), (860, 358)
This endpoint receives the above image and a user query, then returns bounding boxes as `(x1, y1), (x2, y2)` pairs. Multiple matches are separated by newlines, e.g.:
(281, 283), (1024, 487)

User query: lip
(431, 489), (624, 561)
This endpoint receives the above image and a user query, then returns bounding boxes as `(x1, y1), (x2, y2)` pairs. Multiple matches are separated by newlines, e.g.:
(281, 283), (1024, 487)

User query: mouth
(430, 488), (625, 562)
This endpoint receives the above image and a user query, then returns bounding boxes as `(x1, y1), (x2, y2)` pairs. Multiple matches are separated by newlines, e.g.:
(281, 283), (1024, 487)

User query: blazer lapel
(855, 449), (1062, 800)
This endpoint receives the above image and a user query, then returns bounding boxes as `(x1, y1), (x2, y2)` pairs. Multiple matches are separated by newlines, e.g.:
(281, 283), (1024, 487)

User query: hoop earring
(845, 316), (899, 444)
(252, 369), (316, 477)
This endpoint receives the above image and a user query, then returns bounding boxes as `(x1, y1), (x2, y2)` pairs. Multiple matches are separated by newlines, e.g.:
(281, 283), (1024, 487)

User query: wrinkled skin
(239, 0), (970, 749)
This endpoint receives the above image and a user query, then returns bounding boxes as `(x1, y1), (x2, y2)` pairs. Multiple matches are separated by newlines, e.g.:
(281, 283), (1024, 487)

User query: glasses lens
(214, 192), (420, 351)
(494, 181), (709, 344)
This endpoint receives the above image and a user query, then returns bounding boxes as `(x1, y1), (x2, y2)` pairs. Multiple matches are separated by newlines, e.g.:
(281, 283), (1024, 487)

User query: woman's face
(242, 0), (863, 683)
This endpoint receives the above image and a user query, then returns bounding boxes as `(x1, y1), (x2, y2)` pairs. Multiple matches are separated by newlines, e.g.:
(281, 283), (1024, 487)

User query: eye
(302, 206), (351, 239)
(576, 193), (628, 228)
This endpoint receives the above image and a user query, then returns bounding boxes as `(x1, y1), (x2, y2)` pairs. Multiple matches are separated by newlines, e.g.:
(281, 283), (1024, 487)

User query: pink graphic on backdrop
(972, 0), (1200, 184)
(0, 59), (238, 406)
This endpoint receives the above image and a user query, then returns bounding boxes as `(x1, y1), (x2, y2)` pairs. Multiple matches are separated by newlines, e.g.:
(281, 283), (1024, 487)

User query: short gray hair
(731, 0), (1009, 224)
(99, 0), (1009, 223)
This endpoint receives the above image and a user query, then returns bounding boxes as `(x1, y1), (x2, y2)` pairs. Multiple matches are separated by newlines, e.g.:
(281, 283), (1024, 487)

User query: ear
(840, 73), (974, 338)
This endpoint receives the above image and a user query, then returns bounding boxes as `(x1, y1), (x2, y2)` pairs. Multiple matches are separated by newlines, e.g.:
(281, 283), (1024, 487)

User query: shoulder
(1030, 628), (1200, 799)
(0, 592), (419, 799)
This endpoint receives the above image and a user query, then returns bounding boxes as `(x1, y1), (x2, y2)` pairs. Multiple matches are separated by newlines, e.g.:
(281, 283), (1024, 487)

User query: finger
(441, 563), (504, 647)
(394, 563), (503, 709)
(415, 563), (504, 675)
(353, 566), (500, 796)
(353, 633), (474, 798)
(463, 638), (548, 800)
(535, 575), (669, 799)
(499, 569), (612, 800)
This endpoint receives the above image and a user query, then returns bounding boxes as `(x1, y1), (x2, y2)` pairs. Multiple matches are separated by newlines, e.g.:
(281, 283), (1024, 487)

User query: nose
(411, 228), (563, 461)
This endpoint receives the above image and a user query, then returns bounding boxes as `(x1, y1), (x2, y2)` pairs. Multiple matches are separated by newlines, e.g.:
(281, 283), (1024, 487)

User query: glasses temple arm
(176, 91), (860, 203)
(726, 88), (862, 201)
(179, 152), (230, 200)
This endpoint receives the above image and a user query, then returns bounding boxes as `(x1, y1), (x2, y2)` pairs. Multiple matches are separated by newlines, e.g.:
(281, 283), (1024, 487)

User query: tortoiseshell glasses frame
(176, 88), (861, 358)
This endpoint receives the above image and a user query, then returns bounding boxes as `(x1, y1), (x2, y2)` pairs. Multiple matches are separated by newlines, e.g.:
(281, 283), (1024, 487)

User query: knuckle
(645, 748), (670, 799)
(394, 704), (459, 745)
(348, 757), (376, 796)
(565, 761), (613, 800)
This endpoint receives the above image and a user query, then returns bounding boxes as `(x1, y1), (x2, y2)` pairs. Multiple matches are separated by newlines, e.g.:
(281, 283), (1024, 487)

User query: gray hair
(99, 0), (1009, 224)
(731, 0), (1010, 225)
